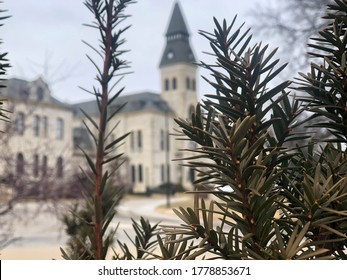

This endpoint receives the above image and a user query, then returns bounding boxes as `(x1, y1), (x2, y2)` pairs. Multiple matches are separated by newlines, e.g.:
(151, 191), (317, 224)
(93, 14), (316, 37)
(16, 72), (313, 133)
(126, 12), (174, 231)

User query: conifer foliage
(156, 0), (347, 259)
(61, 0), (347, 259)
(61, 0), (134, 260)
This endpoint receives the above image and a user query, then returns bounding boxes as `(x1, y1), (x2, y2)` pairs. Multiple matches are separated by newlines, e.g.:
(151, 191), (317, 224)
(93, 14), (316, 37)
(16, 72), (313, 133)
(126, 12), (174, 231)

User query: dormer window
(20, 88), (29, 99)
(37, 86), (44, 101)
(56, 118), (64, 140)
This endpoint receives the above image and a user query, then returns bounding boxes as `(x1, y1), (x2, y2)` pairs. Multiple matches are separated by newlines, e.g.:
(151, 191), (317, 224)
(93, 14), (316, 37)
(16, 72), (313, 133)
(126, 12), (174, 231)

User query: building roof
(72, 91), (173, 118)
(1, 77), (71, 110)
(72, 92), (173, 151)
(166, 2), (189, 37)
(159, 2), (197, 67)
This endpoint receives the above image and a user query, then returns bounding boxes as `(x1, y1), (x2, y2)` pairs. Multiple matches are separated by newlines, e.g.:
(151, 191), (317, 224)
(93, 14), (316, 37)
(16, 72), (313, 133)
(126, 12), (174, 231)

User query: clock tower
(159, 1), (198, 121)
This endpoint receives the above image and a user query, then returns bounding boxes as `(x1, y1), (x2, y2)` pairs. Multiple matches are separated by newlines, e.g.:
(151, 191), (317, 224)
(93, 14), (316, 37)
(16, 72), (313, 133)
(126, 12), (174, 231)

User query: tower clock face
(167, 51), (174, 60)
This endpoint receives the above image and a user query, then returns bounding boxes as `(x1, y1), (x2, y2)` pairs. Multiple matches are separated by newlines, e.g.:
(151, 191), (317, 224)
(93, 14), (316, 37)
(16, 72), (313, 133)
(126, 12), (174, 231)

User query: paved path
(0, 194), (188, 259)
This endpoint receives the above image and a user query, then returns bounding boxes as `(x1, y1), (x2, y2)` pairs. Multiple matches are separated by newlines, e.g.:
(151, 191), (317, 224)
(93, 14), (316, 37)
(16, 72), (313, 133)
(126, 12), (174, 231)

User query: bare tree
(250, 0), (335, 145)
(24, 50), (79, 87)
(251, 0), (333, 71)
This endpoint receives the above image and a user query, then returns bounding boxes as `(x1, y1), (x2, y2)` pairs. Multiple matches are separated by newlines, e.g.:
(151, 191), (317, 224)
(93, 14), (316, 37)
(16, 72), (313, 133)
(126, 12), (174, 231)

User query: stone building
(0, 1), (199, 195)
(72, 2), (199, 193)
(0, 77), (74, 197)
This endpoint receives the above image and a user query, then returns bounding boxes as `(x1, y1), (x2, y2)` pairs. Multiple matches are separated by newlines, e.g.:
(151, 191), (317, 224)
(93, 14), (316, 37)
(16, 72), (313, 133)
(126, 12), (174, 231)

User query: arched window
(16, 112), (25, 135)
(33, 154), (39, 177)
(131, 165), (136, 183)
(42, 155), (47, 176)
(34, 115), (40, 137)
(137, 130), (142, 150)
(57, 157), (63, 178)
(42, 116), (48, 138)
(138, 164), (143, 182)
(166, 130), (170, 151)
(130, 132), (135, 151)
(172, 77), (177, 90)
(160, 130), (165, 151)
(165, 79), (169, 91)
(16, 153), (24, 175)
(186, 77), (190, 90)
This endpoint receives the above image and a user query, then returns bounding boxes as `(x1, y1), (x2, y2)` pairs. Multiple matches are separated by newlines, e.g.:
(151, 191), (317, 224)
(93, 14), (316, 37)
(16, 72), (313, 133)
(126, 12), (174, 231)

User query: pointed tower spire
(159, 1), (196, 67)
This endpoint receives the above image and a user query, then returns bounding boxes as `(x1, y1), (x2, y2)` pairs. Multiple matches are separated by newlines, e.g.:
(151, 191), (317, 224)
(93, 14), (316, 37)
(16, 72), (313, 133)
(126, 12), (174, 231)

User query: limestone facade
(0, 2), (199, 194)
(0, 77), (73, 196)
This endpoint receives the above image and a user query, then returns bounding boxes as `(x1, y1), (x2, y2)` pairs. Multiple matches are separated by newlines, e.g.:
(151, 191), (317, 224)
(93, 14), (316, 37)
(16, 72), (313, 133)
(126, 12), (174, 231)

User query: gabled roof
(72, 91), (173, 118)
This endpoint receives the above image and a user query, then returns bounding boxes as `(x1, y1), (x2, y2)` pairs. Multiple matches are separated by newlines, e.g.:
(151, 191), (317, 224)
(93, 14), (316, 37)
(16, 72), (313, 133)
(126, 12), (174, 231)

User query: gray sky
(2, 0), (264, 104)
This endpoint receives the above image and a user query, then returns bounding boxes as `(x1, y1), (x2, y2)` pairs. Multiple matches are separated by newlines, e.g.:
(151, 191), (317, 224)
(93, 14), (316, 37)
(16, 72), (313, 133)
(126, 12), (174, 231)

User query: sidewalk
(0, 194), (189, 260)
(117, 194), (188, 223)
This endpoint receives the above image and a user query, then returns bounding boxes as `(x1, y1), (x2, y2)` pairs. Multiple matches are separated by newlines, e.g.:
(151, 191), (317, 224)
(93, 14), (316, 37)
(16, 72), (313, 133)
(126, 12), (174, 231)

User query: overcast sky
(2, 0), (266, 104)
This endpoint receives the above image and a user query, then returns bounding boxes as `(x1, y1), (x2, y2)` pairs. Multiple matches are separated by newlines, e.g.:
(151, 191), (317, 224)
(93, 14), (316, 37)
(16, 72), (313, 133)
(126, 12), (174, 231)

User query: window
(160, 130), (165, 151)
(172, 77), (177, 90)
(167, 164), (171, 182)
(34, 115), (40, 137)
(43, 116), (48, 138)
(42, 155), (47, 176)
(192, 79), (196, 91)
(37, 86), (44, 100)
(137, 130), (142, 150)
(166, 131), (170, 151)
(16, 112), (25, 135)
(56, 157), (63, 178)
(138, 164), (143, 182)
(165, 79), (169, 91)
(189, 168), (195, 183)
(16, 153), (24, 175)
(186, 77), (190, 90)
(161, 164), (165, 182)
(130, 132), (135, 151)
(56, 118), (64, 140)
(160, 130), (170, 151)
(20, 88), (29, 99)
(33, 154), (39, 177)
(131, 165), (136, 183)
